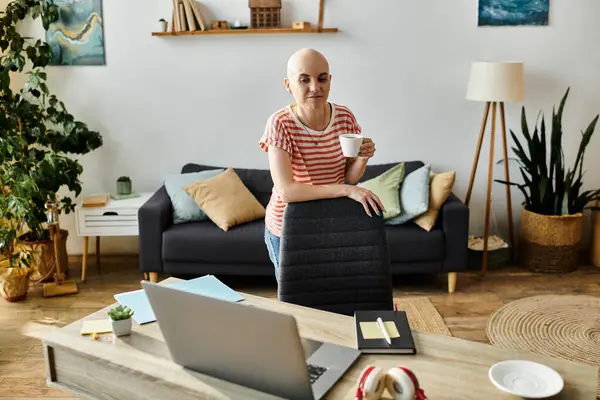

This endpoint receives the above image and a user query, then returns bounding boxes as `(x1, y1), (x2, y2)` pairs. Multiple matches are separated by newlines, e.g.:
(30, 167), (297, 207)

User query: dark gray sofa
(138, 161), (469, 292)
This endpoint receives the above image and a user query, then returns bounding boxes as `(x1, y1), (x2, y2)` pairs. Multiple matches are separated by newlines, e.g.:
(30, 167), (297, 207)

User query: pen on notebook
(376, 317), (392, 345)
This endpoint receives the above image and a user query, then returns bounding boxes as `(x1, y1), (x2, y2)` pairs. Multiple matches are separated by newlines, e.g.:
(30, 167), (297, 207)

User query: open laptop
(141, 281), (361, 400)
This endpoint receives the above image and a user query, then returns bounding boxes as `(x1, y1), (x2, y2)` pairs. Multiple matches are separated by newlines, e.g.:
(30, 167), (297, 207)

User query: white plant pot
(111, 318), (132, 337)
(158, 21), (168, 32)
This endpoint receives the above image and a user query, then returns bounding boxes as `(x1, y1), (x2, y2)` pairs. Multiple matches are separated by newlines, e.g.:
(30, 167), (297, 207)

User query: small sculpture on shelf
(211, 20), (229, 30)
(249, 0), (281, 28)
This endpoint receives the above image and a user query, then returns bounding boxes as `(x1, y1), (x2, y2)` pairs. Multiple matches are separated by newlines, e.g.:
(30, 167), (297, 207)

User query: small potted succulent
(107, 305), (134, 336)
(158, 18), (168, 32)
(116, 176), (132, 195)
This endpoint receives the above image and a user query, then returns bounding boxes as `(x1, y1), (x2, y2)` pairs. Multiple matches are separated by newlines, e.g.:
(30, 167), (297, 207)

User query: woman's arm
(268, 145), (349, 203)
(268, 145), (385, 216)
(344, 137), (376, 184)
(345, 157), (369, 185)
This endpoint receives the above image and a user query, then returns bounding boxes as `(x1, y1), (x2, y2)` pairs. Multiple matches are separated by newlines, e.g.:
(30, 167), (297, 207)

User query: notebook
(354, 310), (416, 354)
(114, 275), (244, 325)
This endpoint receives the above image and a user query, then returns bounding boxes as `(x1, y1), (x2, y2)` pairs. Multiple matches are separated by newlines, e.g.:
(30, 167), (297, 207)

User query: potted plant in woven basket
(496, 88), (600, 273)
(0, 0), (103, 283)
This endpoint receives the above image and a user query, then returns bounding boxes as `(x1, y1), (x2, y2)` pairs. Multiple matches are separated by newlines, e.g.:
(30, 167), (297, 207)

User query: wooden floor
(1, 254), (599, 399)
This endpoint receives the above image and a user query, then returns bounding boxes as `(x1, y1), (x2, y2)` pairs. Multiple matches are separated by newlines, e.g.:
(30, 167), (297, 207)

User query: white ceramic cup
(339, 134), (363, 157)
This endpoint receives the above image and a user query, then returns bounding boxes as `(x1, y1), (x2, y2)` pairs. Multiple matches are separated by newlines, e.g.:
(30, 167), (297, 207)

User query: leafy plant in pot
(0, 0), (103, 285)
(496, 88), (600, 273)
(108, 305), (134, 336)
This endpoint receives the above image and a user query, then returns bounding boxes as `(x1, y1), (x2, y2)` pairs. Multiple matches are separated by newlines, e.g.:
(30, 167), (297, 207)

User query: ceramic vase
(111, 318), (132, 337)
(158, 20), (168, 32)
(116, 180), (132, 195)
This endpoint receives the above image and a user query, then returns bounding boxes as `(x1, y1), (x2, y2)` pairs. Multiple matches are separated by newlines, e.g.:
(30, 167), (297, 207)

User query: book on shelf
(172, 0), (206, 32)
(354, 310), (416, 354)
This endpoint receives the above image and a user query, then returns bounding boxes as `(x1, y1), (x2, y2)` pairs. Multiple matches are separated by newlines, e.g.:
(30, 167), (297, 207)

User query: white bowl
(489, 360), (564, 398)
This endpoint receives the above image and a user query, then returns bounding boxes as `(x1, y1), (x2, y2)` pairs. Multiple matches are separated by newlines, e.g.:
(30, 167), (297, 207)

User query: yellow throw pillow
(413, 170), (456, 231)
(183, 168), (266, 231)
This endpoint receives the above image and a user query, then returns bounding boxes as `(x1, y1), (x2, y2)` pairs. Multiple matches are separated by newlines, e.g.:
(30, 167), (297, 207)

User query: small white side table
(75, 192), (153, 282)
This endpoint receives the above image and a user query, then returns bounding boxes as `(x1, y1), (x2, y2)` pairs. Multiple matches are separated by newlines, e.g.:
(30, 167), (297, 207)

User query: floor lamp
(465, 61), (524, 275)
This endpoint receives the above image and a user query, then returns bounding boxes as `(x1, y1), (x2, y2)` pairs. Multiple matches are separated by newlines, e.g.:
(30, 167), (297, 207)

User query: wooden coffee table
(40, 278), (598, 399)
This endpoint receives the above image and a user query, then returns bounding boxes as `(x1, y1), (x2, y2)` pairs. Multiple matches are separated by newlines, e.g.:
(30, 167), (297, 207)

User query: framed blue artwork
(478, 0), (549, 26)
(45, 0), (105, 66)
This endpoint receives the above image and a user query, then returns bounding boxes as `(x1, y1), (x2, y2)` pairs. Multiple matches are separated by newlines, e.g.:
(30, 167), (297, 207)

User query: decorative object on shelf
(231, 20), (248, 29)
(292, 21), (311, 30)
(465, 61), (524, 275)
(116, 176), (132, 195)
(42, 199), (79, 298)
(478, 0), (549, 26)
(158, 18), (168, 32)
(45, 0), (106, 65)
(108, 305), (134, 337)
(171, 0), (206, 32)
(0, 0), (103, 295)
(152, 0), (337, 36)
(249, 0), (281, 28)
(211, 20), (229, 30)
(495, 88), (600, 273)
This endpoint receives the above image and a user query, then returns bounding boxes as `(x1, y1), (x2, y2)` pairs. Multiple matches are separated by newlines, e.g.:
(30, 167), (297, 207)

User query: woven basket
(518, 208), (582, 273)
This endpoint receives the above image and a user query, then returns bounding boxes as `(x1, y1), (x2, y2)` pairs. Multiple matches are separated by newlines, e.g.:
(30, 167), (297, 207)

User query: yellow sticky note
(359, 321), (400, 339)
(80, 319), (113, 335)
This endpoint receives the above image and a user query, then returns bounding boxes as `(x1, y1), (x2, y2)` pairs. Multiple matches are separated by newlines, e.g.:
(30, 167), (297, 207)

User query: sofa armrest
(138, 186), (172, 273)
(440, 192), (469, 273)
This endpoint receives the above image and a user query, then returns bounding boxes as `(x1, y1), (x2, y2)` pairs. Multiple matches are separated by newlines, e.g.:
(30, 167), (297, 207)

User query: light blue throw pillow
(164, 169), (225, 224)
(385, 164), (431, 225)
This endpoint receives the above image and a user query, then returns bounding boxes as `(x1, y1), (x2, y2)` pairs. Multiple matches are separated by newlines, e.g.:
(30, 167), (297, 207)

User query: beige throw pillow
(413, 170), (456, 231)
(183, 168), (265, 231)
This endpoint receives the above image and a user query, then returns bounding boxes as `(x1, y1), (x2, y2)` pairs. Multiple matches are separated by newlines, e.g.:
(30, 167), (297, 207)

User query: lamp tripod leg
(499, 102), (515, 260)
(465, 102), (491, 206)
(482, 102), (497, 276)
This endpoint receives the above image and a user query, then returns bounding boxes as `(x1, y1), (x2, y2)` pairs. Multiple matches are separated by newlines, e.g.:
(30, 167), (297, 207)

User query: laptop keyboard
(307, 364), (327, 383)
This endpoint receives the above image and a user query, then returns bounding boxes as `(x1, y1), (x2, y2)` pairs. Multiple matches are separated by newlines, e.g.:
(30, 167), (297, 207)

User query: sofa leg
(448, 272), (457, 293)
(149, 272), (159, 283)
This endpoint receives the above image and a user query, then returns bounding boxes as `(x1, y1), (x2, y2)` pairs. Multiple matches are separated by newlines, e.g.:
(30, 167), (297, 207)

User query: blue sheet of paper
(114, 275), (244, 325)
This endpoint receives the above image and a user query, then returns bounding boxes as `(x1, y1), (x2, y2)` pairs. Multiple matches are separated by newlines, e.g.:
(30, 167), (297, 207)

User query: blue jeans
(264, 226), (281, 282)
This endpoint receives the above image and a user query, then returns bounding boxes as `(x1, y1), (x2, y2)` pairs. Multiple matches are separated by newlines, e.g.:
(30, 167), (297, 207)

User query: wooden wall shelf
(155, 0), (336, 37)
(152, 27), (338, 36)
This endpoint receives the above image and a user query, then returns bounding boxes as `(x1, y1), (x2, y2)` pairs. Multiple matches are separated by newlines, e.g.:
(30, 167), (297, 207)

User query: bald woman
(259, 48), (383, 280)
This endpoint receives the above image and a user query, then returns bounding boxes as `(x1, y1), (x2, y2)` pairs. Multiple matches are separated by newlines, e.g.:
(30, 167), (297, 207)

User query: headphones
(354, 365), (427, 400)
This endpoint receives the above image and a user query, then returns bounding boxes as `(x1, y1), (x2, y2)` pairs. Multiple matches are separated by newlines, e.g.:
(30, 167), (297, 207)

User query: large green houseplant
(496, 88), (600, 273)
(0, 0), (103, 300)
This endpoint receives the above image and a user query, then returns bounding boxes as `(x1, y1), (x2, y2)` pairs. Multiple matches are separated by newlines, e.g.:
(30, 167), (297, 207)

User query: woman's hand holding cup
(339, 134), (376, 159)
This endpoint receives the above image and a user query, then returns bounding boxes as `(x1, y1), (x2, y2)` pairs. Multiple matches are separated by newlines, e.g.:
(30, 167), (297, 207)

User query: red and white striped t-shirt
(259, 102), (362, 237)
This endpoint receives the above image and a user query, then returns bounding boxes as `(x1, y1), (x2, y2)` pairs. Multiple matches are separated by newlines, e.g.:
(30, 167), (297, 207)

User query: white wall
(10, 0), (600, 257)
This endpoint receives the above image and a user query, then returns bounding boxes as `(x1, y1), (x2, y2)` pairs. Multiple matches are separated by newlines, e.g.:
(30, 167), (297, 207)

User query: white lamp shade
(466, 62), (524, 102)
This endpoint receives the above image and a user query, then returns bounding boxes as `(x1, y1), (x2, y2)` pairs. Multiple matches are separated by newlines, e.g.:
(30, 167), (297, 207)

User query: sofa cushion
(162, 220), (270, 264)
(357, 162), (405, 220)
(184, 168), (266, 232)
(182, 163), (273, 208)
(164, 169), (225, 224)
(386, 164), (431, 225)
(385, 223), (444, 262)
(359, 161), (424, 183)
(414, 170), (456, 231)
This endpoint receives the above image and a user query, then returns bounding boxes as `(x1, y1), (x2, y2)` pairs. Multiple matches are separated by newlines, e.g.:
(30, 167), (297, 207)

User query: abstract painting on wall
(45, 0), (105, 66)
(478, 0), (549, 26)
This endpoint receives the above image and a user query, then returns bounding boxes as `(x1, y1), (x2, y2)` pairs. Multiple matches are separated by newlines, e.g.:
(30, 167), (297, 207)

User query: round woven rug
(486, 294), (600, 397)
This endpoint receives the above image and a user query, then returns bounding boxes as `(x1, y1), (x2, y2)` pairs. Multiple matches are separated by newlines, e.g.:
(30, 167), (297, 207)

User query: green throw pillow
(358, 163), (405, 219)
(164, 169), (225, 224)
(386, 164), (431, 225)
